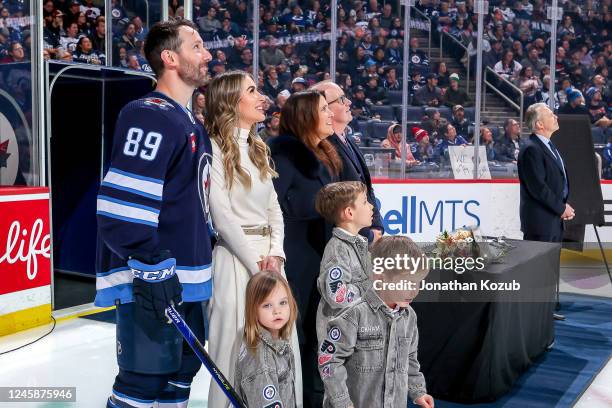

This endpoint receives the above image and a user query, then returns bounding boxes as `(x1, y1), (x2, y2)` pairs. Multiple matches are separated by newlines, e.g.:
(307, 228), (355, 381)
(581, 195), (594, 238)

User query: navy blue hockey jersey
(95, 91), (214, 307)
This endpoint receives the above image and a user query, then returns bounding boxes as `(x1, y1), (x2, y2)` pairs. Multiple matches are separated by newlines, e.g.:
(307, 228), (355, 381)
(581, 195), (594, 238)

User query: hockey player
(95, 18), (214, 408)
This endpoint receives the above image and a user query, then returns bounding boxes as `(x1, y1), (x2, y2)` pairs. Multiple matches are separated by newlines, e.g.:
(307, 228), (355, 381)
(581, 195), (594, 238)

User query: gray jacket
(318, 288), (427, 408)
(316, 227), (372, 342)
(234, 329), (296, 408)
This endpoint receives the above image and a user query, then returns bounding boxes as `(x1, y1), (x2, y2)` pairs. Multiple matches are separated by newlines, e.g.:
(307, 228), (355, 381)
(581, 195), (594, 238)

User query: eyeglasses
(328, 95), (348, 105)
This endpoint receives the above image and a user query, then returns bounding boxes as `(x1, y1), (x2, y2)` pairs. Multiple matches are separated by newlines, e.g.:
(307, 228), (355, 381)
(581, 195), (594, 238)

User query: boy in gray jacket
(314, 181), (375, 343)
(318, 236), (434, 408)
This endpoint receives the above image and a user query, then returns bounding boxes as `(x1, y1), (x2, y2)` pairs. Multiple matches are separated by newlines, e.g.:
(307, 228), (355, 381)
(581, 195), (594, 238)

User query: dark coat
(329, 133), (384, 241)
(518, 134), (568, 241)
(268, 133), (335, 342)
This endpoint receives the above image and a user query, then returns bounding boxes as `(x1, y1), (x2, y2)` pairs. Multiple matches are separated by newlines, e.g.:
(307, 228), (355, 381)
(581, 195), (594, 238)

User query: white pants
(207, 237), (303, 408)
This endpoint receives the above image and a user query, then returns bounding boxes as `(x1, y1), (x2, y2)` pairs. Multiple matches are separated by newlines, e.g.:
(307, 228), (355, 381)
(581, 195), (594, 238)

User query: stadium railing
(439, 30), (470, 95)
(483, 66), (524, 131)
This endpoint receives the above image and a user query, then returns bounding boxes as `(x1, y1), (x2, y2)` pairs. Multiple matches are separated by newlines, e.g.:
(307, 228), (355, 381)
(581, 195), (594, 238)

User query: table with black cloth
(411, 239), (561, 403)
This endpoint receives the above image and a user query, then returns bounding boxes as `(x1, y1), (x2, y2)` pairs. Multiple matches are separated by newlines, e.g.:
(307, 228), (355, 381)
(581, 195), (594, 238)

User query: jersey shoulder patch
(142, 97), (175, 110)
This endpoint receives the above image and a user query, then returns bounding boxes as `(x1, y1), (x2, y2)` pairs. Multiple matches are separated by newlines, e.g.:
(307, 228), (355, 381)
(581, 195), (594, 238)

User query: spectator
(80, 0), (101, 24)
(116, 46), (128, 68)
(436, 62), (450, 89)
(60, 22), (82, 53)
(421, 108), (446, 144)
(119, 22), (137, 51)
(217, 17), (242, 39)
(338, 74), (353, 94)
(585, 75), (609, 105)
(587, 90), (612, 128)
(198, 7), (221, 37)
(380, 4), (394, 28)
(364, 76), (386, 105)
(414, 73), (443, 107)
(263, 67), (282, 98)
(556, 77), (573, 107)
(554, 47), (569, 80)
(381, 123), (420, 166)
(44, 10), (65, 59)
(351, 85), (372, 120)
(521, 46), (545, 77)
(451, 105), (470, 141)
(517, 66), (542, 104)
(132, 16), (148, 42)
(208, 59), (226, 77)
(437, 123), (468, 161)
(305, 46), (327, 78)
(126, 52), (140, 70)
(480, 127), (497, 161)
(495, 119), (522, 163)
(385, 38), (402, 65)
(291, 77), (307, 93)
(443, 73), (471, 107)
(537, 75), (559, 110)
(236, 47), (253, 71)
(90, 17), (105, 53)
(382, 66), (401, 91)
(484, 38), (504, 68)
(260, 36), (285, 69)
(73, 36), (104, 65)
(559, 88), (589, 115)
(408, 71), (425, 101)
(411, 127), (435, 163)
(408, 37), (430, 75)
(494, 50), (522, 81)
(1, 41), (25, 63)
(275, 89), (290, 111)
(67, 1), (81, 25)
(259, 114), (281, 142)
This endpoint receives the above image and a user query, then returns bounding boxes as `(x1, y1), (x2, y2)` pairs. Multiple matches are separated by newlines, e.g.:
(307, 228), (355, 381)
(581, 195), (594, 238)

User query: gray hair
(525, 102), (548, 132)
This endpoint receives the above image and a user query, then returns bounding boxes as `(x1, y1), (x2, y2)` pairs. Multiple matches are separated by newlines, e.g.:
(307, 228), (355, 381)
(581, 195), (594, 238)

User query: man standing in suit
(312, 80), (384, 243)
(518, 102), (575, 320)
(519, 103), (575, 241)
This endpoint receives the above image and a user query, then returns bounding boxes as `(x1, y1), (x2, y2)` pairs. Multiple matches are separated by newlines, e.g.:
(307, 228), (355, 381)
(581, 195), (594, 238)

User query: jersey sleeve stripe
(95, 264), (212, 290)
(101, 181), (163, 201)
(103, 168), (164, 199)
(97, 198), (159, 226)
(97, 211), (158, 227)
(109, 167), (164, 184)
(97, 195), (160, 214)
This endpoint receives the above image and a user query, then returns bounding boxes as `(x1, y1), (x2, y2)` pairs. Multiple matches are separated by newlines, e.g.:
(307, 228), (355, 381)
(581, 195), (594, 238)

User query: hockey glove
(128, 250), (183, 323)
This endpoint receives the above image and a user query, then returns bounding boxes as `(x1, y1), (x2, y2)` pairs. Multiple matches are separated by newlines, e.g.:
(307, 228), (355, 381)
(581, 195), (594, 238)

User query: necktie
(548, 140), (569, 200)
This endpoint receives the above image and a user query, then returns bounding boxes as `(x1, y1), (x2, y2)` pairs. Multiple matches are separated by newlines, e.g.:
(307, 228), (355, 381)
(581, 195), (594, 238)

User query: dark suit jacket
(268, 134), (335, 336)
(517, 133), (568, 240)
(329, 133), (384, 241)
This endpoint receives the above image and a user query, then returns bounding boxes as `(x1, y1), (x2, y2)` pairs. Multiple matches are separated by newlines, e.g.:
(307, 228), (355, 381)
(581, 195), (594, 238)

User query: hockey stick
(165, 305), (247, 408)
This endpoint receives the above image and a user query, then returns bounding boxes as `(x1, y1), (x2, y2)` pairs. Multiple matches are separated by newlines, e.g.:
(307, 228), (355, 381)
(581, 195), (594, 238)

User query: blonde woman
(205, 71), (302, 408)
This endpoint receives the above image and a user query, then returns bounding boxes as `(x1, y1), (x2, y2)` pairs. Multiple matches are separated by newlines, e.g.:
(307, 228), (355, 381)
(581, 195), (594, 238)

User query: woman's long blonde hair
(204, 71), (277, 190)
(244, 271), (298, 352)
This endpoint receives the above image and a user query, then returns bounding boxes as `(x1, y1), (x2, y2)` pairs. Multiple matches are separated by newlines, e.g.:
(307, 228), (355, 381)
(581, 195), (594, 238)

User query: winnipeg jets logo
(198, 152), (217, 238)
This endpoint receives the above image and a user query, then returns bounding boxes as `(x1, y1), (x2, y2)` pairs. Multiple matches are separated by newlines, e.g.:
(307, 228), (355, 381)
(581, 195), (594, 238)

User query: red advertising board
(0, 187), (51, 296)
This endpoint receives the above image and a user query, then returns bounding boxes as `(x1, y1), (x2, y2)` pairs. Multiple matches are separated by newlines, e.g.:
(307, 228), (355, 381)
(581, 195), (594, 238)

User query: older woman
(205, 71), (302, 408)
(267, 90), (338, 407)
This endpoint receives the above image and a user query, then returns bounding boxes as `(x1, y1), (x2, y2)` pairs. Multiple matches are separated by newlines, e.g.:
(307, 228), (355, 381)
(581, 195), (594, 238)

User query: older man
(518, 103), (574, 321)
(495, 118), (522, 163)
(311, 80), (384, 243)
(518, 103), (574, 242)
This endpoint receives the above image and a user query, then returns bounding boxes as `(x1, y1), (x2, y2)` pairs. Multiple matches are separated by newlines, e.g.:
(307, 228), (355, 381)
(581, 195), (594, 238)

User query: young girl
(235, 271), (299, 408)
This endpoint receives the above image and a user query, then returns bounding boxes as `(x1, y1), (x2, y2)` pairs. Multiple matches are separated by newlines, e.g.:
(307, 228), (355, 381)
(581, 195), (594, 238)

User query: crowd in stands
(0, 0), (610, 173)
